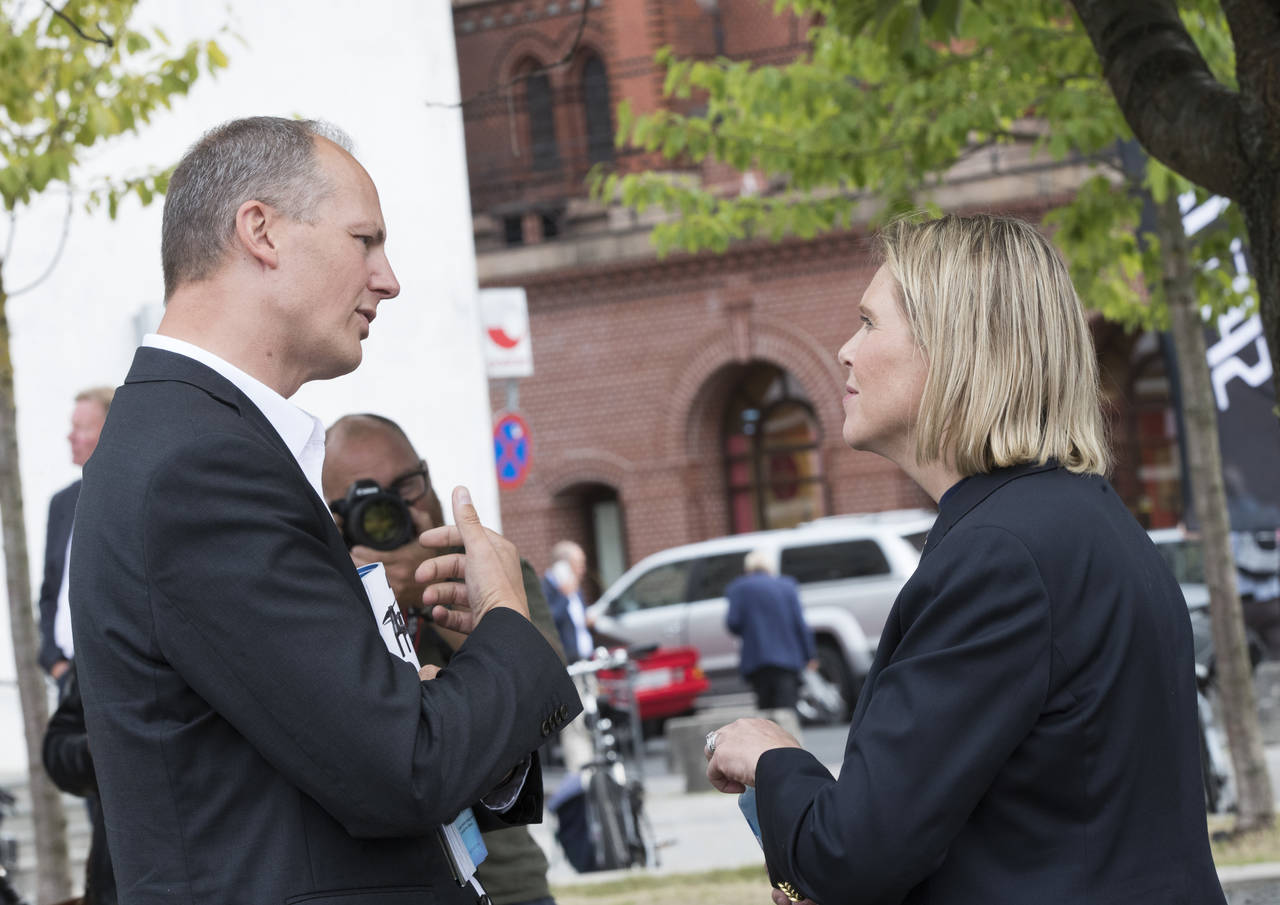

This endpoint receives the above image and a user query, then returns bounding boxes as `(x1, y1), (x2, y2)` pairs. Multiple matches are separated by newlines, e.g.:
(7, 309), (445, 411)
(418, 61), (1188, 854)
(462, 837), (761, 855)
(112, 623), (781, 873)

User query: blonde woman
(704, 215), (1224, 905)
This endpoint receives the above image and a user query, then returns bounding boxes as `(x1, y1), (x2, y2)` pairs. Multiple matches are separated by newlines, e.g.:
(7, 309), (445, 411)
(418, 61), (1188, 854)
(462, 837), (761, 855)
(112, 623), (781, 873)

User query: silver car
(587, 510), (936, 719)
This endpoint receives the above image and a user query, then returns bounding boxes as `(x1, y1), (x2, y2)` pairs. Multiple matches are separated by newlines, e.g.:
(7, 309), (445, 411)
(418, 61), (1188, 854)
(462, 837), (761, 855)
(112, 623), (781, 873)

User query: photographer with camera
(324, 413), (566, 905)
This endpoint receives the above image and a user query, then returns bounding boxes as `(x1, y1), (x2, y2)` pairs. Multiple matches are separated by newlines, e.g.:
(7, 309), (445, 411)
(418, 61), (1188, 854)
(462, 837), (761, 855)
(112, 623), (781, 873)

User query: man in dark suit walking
(725, 548), (816, 711)
(70, 117), (580, 905)
(37, 386), (112, 692)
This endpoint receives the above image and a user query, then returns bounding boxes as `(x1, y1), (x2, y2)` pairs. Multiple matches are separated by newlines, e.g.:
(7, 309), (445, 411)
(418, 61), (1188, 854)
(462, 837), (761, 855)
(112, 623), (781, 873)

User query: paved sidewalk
(532, 771), (765, 886)
(1218, 863), (1280, 905)
(535, 760), (1280, 902)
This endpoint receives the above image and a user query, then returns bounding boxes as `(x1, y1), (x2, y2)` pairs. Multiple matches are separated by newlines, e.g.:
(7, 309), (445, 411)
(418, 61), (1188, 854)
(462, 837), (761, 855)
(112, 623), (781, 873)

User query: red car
(596, 645), (708, 722)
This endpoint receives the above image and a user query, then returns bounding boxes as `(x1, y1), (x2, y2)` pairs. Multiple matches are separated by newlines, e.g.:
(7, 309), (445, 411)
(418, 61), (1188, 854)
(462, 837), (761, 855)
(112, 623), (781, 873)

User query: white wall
(0, 0), (494, 774)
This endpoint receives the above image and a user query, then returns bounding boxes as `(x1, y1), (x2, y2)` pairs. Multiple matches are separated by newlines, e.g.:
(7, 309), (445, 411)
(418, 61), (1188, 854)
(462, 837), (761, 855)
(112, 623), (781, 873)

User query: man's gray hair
(743, 548), (777, 575)
(161, 116), (354, 299)
(550, 540), (584, 564)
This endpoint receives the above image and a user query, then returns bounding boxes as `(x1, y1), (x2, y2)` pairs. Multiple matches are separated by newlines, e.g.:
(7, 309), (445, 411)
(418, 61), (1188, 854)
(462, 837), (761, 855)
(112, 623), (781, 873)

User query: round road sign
(494, 413), (532, 490)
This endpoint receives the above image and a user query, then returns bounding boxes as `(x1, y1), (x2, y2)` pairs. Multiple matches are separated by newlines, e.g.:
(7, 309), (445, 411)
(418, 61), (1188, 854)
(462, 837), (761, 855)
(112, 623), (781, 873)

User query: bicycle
(563, 646), (656, 871)
(0, 788), (28, 905)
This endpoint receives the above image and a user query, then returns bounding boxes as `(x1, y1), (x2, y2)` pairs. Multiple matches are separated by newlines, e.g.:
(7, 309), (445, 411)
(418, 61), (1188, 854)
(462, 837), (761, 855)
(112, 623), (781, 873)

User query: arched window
(582, 55), (613, 163)
(723, 363), (826, 532)
(524, 71), (559, 170)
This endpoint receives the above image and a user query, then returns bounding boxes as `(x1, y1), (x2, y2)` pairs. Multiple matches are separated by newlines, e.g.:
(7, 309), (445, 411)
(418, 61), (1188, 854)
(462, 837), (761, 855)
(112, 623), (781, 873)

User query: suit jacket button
(557, 705), (569, 720)
(540, 718), (552, 737)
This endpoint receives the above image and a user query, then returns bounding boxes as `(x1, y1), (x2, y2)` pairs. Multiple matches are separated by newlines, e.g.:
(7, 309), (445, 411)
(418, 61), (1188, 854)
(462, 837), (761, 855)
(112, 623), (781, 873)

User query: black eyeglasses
(387, 460), (430, 505)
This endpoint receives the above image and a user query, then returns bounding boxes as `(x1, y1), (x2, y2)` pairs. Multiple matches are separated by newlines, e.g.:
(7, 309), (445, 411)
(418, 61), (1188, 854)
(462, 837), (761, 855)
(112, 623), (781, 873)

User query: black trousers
(748, 666), (801, 710)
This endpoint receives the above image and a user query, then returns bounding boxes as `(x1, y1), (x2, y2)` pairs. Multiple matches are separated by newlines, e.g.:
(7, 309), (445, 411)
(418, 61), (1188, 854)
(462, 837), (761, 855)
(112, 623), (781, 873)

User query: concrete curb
(1219, 862), (1280, 904)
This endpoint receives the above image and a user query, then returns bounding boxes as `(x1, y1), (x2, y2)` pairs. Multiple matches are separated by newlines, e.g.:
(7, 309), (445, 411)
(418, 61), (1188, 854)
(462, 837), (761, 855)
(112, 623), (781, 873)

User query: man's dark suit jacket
(755, 463), (1225, 905)
(70, 348), (581, 905)
(37, 479), (79, 673)
(725, 572), (815, 677)
(42, 665), (116, 905)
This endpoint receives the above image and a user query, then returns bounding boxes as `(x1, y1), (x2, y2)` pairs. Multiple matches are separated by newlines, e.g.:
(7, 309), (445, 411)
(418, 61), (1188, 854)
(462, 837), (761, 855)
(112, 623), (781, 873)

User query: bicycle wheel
(587, 770), (630, 870)
(623, 779), (650, 867)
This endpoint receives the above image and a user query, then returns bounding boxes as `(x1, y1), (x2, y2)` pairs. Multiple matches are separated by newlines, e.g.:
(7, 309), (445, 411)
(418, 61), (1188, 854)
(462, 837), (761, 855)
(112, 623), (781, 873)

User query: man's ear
(233, 199), (280, 269)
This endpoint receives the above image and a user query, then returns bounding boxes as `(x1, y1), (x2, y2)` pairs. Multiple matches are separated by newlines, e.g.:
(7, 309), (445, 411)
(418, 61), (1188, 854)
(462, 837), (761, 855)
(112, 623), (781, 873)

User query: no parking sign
(493, 413), (532, 490)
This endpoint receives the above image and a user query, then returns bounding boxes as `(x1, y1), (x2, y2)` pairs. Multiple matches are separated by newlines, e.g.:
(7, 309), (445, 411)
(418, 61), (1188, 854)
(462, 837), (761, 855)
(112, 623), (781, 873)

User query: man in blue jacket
(725, 549), (816, 710)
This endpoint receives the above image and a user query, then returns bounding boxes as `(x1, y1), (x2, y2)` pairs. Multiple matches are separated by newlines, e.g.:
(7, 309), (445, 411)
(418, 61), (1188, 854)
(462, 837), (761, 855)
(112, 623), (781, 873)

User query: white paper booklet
(355, 561), (490, 902)
(357, 562), (419, 666)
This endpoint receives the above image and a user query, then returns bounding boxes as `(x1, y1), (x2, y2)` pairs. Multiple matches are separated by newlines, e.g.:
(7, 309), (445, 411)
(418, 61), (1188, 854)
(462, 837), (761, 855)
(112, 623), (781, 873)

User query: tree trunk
(1156, 195), (1275, 831)
(0, 263), (71, 901)
(1239, 195), (1280, 407)
(1069, 0), (1280, 412)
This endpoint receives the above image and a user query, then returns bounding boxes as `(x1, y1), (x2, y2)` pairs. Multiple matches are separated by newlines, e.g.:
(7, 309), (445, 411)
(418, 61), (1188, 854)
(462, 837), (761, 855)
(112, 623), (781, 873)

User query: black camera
(330, 479), (416, 551)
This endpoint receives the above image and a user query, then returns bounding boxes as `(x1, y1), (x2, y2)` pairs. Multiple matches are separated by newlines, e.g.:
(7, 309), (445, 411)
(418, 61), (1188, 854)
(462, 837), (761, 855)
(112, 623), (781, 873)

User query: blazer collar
(922, 460), (1060, 557)
(123, 346), (291, 465)
(126, 345), (246, 412)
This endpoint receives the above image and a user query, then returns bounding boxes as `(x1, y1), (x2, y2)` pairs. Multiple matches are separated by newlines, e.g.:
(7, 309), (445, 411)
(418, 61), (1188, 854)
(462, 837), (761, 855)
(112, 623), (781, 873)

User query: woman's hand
(705, 717), (803, 793)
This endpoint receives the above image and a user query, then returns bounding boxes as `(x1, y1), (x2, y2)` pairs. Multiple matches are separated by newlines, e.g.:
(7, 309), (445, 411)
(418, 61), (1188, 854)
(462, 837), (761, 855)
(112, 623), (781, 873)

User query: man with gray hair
(70, 117), (579, 905)
(542, 540), (593, 663)
(725, 547), (817, 711)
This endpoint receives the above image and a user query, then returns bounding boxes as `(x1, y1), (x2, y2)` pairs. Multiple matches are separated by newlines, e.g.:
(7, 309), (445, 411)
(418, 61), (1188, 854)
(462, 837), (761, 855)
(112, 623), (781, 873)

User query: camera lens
(355, 498), (413, 550)
(337, 479), (416, 551)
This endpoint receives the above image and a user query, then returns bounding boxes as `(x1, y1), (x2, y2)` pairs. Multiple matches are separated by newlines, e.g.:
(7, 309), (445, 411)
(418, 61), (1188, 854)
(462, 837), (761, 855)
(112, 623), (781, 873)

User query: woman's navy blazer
(756, 463), (1225, 905)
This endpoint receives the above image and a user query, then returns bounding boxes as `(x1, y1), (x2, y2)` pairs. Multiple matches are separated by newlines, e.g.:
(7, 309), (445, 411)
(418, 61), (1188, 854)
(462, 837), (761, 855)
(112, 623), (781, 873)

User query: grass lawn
(545, 815), (1280, 904)
(551, 865), (774, 905)
(1210, 814), (1280, 867)
(544, 818), (1280, 904)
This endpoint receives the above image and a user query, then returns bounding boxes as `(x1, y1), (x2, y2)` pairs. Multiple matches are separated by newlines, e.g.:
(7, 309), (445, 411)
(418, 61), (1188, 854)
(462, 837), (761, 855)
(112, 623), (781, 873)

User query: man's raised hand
(414, 486), (529, 634)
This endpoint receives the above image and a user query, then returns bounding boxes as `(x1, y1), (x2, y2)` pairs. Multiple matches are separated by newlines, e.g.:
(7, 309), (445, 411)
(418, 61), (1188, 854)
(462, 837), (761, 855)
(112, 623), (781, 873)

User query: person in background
(725, 548), (817, 712)
(37, 386), (113, 693)
(323, 413), (563, 905)
(543, 541), (593, 663)
(703, 214), (1225, 905)
(42, 665), (116, 905)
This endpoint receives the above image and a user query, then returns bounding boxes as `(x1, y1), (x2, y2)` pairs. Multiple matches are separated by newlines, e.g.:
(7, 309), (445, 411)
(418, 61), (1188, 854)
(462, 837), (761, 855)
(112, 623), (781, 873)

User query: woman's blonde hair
(878, 213), (1110, 476)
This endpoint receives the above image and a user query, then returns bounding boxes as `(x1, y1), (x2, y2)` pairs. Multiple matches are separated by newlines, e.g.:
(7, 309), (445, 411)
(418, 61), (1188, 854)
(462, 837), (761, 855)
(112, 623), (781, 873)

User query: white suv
(587, 510), (936, 718)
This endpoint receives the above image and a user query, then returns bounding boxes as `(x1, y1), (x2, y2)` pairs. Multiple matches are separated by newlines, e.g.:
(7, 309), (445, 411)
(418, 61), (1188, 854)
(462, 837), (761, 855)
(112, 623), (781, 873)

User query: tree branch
(1068, 0), (1249, 200)
(41, 0), (113, 47)
(2, 210), (16, 265)
(8, 190), (73, 298)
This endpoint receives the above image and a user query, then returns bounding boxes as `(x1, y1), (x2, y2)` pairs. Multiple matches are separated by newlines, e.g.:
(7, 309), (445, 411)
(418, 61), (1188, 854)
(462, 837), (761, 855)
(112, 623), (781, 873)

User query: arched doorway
(551, 482), (628, 600)
(722, 362), (827, 532)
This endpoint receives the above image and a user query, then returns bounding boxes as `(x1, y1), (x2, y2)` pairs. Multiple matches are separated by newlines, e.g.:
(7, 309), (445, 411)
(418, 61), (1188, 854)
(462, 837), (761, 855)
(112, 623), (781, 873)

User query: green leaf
(925, 0), (963, 39)
(207, 40), (228, 70)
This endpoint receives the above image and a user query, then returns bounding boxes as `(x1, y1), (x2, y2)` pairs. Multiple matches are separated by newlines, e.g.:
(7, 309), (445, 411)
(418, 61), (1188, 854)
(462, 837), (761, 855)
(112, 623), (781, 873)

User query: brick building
(452, 0), (1184, 595)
